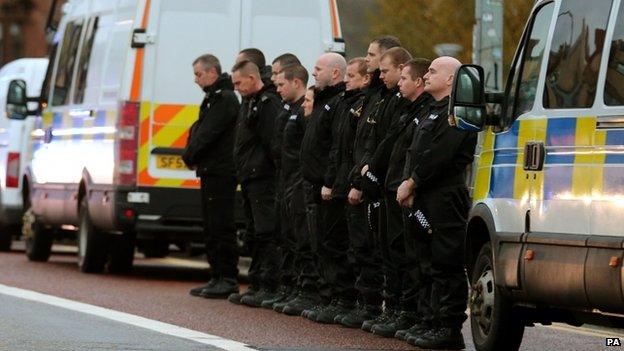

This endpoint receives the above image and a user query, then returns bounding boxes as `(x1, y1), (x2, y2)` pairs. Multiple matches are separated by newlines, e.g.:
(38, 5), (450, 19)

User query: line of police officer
(183, 37), (477, 350)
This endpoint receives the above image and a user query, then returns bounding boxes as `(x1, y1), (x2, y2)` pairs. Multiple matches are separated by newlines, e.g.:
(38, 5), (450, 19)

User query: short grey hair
(193, 54), (222, 75)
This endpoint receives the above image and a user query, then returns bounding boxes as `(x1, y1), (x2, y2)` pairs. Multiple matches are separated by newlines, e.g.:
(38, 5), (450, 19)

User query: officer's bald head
(313, 53), (346, 90)
(423, 56), (462, 101)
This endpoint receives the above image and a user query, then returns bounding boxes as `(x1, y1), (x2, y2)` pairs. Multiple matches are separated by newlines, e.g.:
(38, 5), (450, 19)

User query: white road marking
(0, 283), (256, 351)
(543, 323), (624, 339)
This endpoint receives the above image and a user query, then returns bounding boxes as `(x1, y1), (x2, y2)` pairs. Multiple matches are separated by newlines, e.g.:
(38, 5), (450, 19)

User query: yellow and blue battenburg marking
(474, 116), (624, 202)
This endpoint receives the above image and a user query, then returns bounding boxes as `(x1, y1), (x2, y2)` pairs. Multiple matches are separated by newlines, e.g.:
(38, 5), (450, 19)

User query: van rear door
(137, 0), (242, 188)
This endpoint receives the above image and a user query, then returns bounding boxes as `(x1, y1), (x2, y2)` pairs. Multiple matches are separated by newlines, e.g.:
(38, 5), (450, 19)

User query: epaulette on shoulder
(260, 93), (270, 102)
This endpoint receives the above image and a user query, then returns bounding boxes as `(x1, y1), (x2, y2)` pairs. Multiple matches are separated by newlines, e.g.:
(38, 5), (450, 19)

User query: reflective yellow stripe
(571, 117), (596, 198)
(474, 129), (495, 200)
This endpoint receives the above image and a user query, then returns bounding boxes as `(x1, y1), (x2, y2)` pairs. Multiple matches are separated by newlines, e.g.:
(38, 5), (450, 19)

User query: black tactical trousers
(414, 185), (470, 328)
(285, 179), (317, 292)
(200, 175), (239, 280)
(276, 176), (296, 288)
(317, 198), (355, 301)
(383, 191), (407, 309)
(303, 181), (330, 300)
(241, 177), (279, 291)
(347, 201), (383, 306)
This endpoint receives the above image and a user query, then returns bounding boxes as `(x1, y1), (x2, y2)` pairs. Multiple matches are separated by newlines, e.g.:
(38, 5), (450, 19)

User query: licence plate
(155, 155), (187, 170)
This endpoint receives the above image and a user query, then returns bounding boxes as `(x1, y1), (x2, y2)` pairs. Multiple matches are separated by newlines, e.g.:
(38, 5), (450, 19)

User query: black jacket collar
(315, 82), (346, 102)
(203, 73), (233, 95)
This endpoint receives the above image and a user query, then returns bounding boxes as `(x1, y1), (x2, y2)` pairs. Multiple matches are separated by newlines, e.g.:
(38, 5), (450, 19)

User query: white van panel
(241, 0), (334, 71)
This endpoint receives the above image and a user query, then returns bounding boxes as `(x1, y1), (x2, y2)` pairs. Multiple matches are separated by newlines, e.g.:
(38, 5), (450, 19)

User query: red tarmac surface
(0, 244), (618, 351)
(0, 247), (413, 350)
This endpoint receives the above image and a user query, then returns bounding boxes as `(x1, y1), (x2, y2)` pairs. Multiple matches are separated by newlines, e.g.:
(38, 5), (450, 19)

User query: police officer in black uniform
(309, 57), (370, 324)
(228, 60), (282, 306)
(397, 57), (477, 350)
(272, 85), (317, 314)
(185, 54), (241, 299)
(342, 46), (411, 330)
(364, 58), (433, 337)
(281, 53), (347, 317)
(260, 63), (308, 309)
(236, 48), (274, 89)
(341, 36), (402, 328)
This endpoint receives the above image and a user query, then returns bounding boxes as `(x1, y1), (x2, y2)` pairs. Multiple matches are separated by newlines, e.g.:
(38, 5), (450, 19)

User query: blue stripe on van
(94, 110), (107, 141)
(52, 112), (63, 129)
(489, 166), (515, 199)
(72, 116), (83, 141)
(605, 130), (624, 164)
(543, 165), (573, 200)
(545, 118), (575, 165)
(492, 122), (519, 165)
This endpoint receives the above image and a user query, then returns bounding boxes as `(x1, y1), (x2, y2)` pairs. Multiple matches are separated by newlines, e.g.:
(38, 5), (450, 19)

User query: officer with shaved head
(397, 56), (477, 350)
(280, 52), (347, 316)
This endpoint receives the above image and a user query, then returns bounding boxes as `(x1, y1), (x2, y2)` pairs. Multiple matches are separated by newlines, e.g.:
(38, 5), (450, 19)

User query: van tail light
(6, 152), (20, 188)
(115, 101), (139, 186)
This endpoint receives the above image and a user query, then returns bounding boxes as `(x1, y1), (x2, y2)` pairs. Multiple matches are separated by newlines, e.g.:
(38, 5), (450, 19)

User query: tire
(22, 208), (53, 262)
(470, 242), (525, 351)
(141, 240), (169, 258)
(107, 232), (135, 274)
(0, 227), (12, 251)
(78, 197), (108, 273)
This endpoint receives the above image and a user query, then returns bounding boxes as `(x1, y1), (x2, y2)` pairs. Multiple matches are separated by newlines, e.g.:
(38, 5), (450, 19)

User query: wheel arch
(466, 202), (497, 278)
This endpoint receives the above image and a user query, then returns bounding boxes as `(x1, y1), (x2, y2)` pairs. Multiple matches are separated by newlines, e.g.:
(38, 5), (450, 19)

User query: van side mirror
(6, 79), (29, 120)
(450, 64), (486, 132)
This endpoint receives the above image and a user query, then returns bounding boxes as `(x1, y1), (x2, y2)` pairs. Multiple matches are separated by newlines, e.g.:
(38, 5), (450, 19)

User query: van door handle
(523, 142), (545, 171)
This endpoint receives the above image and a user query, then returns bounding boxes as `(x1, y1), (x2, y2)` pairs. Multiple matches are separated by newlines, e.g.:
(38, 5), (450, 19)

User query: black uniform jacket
(279, 97), (305, 187)
(348, 70), (383, 189)
(369, 92), (433, 193)
(182, 73), (240, 177)
(403, 96), (478, 193)
(234, 84), (282, 183)
(326, 88), (367, 198)
(300, 82), (346, 185)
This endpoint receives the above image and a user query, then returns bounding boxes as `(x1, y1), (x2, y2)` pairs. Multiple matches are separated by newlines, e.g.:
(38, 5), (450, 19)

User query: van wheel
(107, 232), (135, 274)
(470, 242), (525, 351)
(141, 240), (169, 258)
(0, 227), (12, 251)
(22, 208), (53, 262)
(78, 198), (108, 273)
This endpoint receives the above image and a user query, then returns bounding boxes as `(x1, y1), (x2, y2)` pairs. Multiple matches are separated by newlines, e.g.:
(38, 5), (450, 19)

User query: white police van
(0, 58), (48, 251)
(451, 0), (624, 349)
(6, 0), (345, 273)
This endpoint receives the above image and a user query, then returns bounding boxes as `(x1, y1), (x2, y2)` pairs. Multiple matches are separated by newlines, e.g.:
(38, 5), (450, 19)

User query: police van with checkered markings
(451, 0), (624, 349)
(5, 0), (345, 274)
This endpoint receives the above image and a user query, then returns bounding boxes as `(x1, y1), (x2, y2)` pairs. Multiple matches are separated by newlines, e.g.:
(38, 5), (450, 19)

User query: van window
(543, 0), (613, 109)
(40, 43), (58, 109)
(502, 1), (554, 129)
(74, 17), (99, 104)
(51, 20), (84, 106)
(605, 3), (624, 105)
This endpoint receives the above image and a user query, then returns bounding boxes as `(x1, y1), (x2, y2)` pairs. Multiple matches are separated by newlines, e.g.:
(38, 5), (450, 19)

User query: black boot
(408, 327), (465, 350)
(395, 320), (428, 340)
(303, 302), (326, 321)
(315, 298), (355, 324)
(261, 286), (291, 309)
(199, 278), (239, 299)
(282, 292), (320, 316)
(241, 288), (277, 307)
(228, 286), (258, 305)
(339, 304), (381, 328)
(362, 307), (395, 332)
(273, 290), (300, 313)
(371, 310), (416, 338)
(189, 278), (218, 297)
